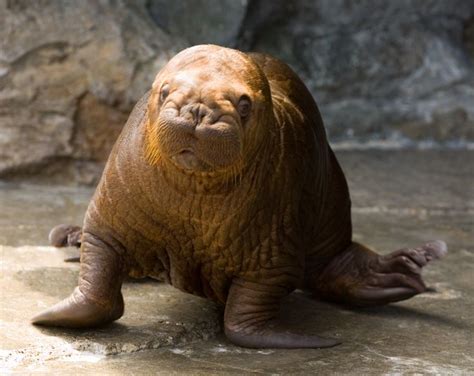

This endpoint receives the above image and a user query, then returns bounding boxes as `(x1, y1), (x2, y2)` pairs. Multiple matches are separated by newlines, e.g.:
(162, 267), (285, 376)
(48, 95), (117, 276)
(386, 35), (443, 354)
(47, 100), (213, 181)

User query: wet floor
(1, 150), (473, 375)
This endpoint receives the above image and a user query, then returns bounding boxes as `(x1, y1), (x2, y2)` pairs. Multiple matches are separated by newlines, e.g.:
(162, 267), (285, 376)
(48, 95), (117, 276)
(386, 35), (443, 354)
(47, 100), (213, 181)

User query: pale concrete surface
(0, 150), (473, 375)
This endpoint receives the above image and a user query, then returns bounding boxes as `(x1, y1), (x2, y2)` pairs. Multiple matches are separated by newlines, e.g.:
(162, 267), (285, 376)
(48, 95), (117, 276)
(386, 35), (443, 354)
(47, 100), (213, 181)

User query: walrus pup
(32, 45), (447, 348)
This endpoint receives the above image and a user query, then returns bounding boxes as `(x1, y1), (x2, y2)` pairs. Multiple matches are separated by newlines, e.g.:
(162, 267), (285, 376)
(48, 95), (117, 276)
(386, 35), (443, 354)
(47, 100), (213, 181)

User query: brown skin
(32, 45), (447, 348)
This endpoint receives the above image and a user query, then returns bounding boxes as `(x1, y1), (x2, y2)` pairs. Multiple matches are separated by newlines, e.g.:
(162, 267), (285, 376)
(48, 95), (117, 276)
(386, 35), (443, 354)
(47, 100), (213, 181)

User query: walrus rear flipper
(32, 232), (125, 328)
(49, 224), (82, 248)
(48, 224), (82, 262)
(310, 240), (447, 306)
(224, 279), (340, 349)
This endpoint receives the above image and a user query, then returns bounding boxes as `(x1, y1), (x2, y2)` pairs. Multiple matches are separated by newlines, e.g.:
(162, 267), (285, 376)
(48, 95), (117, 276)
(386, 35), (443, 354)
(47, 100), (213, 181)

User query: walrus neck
(155, 147), (270, 196)
(154, 160), (239, 195)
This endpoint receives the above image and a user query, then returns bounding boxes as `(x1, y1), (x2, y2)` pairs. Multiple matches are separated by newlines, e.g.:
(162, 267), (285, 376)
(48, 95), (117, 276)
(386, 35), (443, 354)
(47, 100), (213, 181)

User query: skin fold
(32, 45), (447, 349)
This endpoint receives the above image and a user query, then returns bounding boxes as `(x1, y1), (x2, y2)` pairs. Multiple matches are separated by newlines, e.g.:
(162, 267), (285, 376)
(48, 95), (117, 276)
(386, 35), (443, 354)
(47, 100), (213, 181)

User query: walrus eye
(237, 95), (251, 118)
(160, 84), (170, 102)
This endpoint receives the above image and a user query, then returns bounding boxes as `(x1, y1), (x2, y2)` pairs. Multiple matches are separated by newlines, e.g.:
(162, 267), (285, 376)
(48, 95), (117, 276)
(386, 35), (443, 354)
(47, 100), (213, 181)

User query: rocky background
(1, 0), (473, 184)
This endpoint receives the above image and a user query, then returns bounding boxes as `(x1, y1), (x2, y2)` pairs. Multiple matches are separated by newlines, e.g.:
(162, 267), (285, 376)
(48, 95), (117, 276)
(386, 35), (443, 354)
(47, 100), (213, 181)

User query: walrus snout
(177, 102), (236, 131)
(159, 104), (231, 134)
(155, 104), (243, 172)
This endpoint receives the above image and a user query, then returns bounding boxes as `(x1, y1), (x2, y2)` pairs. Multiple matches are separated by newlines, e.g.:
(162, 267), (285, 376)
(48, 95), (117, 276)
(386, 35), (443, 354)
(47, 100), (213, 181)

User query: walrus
(32, 45), (447, 349)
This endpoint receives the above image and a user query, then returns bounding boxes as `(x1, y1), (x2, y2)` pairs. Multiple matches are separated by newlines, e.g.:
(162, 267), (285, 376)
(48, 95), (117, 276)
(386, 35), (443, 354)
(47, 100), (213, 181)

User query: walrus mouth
(171, 148), (209, 171)
(178, 149), (194, 156)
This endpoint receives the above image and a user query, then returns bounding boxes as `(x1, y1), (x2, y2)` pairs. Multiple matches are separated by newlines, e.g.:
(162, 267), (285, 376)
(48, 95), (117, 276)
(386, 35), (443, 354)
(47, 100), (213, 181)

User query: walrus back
(248, 53), (328, 147)
(249, 52), (352, 274)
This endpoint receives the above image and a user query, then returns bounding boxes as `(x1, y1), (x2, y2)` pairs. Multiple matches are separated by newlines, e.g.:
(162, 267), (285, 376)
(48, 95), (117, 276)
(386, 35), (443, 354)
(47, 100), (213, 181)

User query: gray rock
(0, 0), (182, 183)
(1, 0), (474, 185)
(245, 0), (474, 145)
(147, 0), (248, 47)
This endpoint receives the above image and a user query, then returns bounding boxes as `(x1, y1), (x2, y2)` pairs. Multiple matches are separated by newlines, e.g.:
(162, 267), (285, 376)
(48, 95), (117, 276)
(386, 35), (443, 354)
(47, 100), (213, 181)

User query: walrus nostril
(190, 104), (208, 125)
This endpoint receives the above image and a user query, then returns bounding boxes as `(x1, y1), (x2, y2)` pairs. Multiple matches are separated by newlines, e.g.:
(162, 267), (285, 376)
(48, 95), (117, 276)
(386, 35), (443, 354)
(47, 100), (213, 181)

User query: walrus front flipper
(311, 240), (447, 306)
(224, 279), (340, 349)
(32, 233), (125, 328)
(31, 286), (124, 328)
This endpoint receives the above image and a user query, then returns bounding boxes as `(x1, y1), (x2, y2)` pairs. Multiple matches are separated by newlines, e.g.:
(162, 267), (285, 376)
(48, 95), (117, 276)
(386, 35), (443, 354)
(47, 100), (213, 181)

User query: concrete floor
(1, 150), (473, 375)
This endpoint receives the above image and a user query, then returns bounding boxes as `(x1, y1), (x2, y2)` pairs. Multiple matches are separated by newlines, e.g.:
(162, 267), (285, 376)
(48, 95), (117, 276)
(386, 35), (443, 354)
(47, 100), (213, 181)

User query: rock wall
(1, 0), (473, 184)
(0, 0), (183, 183)
(238, 0), (474, 146)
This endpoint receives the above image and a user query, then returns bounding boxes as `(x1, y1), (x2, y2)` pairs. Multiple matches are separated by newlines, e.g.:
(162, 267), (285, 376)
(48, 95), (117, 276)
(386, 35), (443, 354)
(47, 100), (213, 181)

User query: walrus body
(33, 45), (447, 348)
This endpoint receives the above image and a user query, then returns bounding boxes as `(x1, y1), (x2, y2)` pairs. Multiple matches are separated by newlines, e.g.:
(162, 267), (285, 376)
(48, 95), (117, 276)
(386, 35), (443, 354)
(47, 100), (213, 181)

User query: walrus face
(146, 45), (272, 176)
(154, 70), (250, 172)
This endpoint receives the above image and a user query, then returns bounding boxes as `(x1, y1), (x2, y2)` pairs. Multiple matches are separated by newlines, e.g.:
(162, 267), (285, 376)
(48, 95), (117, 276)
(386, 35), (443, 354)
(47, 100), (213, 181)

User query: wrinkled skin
(32, 45), (447, 349)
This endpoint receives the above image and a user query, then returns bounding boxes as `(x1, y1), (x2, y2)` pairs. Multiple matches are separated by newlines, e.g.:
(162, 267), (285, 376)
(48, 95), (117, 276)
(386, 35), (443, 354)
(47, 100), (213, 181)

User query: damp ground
(1, 150), (473, 375)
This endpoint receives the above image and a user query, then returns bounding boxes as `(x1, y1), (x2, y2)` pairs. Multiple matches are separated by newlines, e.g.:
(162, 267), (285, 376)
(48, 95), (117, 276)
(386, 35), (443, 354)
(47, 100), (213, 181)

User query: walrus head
(145, 45), (273, 179)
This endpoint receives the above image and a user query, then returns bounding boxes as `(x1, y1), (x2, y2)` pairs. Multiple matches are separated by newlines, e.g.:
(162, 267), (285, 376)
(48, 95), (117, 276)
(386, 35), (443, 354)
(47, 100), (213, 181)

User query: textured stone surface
(147, 0), (248, 46)
(244, 0), (474, 145)
(0, 0), (182, 183)
(1, 1), (474, 184)
(0, 150), (473, 374)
